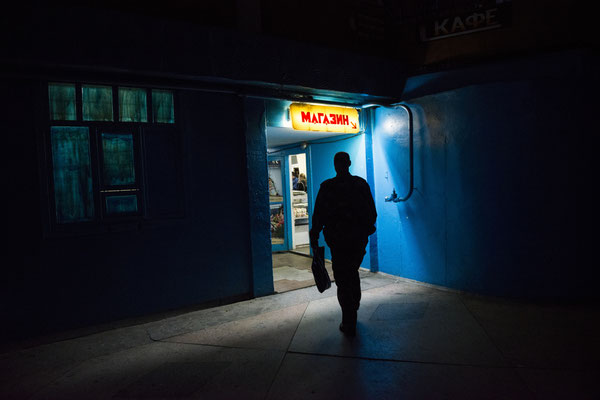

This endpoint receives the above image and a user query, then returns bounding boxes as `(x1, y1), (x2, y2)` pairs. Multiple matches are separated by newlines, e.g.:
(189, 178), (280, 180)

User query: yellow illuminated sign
(290, 103), (360, 134)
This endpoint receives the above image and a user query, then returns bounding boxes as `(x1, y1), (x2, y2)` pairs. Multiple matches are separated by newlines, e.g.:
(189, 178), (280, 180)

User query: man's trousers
(330, 240), (367, 326)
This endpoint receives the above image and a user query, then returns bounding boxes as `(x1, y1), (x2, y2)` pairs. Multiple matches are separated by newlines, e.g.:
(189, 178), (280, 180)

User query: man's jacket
(311, 173), (377, 248)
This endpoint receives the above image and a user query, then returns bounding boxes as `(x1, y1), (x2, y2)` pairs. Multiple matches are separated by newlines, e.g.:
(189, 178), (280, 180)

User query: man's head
(334, 152), (351, 175)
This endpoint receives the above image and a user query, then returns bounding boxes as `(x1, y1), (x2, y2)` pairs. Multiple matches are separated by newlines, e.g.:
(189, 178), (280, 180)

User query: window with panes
(47, 82), (176, 224)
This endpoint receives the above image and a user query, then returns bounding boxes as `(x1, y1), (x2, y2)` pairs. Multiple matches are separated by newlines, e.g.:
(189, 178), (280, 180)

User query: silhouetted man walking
(310, 152), (377, 336)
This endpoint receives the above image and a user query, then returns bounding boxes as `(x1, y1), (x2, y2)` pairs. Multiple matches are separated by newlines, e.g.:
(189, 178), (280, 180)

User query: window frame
(45, 81), (178, 232)
(96, 124), (145, 219)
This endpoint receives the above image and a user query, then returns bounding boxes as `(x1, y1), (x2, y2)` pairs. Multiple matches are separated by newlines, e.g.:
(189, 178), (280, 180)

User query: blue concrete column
(364, 109), (379, 272)
(243, 97), (275, 297)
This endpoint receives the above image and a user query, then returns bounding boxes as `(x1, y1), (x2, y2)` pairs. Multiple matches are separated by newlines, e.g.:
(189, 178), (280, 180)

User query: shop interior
(266, 118), (346, 293)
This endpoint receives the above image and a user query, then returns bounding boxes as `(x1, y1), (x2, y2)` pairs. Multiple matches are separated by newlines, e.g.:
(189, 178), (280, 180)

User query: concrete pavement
(1, 272), (599, 399)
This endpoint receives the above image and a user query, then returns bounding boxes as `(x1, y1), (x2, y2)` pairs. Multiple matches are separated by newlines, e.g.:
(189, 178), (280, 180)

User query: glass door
(289, 153), (310, 252)
(268, 156), (289, 252)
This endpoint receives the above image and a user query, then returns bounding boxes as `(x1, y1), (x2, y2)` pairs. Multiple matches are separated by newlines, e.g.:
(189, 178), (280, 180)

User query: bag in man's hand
(311, 246), (331, 293)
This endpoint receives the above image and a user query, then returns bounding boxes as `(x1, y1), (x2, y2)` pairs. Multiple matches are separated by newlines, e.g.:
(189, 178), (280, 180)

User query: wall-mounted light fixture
(385, 189), (402, 202)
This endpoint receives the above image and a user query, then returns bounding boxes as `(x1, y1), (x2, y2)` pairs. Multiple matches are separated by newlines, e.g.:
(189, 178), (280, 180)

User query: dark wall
(1, 4), (405, 100)
(3, 79), (45, 335)
(0, 3), (406, 339)
(2, 82), (256, 337)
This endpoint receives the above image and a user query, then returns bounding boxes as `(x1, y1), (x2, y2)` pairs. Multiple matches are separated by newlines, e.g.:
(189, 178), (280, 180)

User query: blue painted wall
(243, 98), (275, 297)
(371, 50), (591, 299)
(308, 134), (371, 270)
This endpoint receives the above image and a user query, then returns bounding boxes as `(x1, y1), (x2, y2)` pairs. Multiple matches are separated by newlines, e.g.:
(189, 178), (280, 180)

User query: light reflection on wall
(371, 104), (444, 285)
(380, 109), (407, 136)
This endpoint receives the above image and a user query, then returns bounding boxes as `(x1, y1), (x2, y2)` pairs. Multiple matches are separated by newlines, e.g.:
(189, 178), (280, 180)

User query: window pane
(82, 85), (113, 121)
(102, 133), (136, 186)
(268, 160), (283, 202)
(152, 90), (174, 123)
(119, 87), (147, 122)
(270, 204), (285, 245)
(50, 126), (94, 223)
(48, 83), (76, 121)
(105, 194), (138, 215)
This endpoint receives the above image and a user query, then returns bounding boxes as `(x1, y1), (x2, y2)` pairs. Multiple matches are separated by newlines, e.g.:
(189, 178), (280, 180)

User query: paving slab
(4, 273), (598, 399)
(290, 283), (506, 366)
(27, 342), (284, 400)
(146, 272), (395, 341)
(273, 266), (314, 282)
(516, 368), (600, 400)
(0, 326), (152, 399)
(461, 295), (600, 369)
(272, 252), (335, 293)
(164, 303), (308, 350)
(267, 352), (533, 400)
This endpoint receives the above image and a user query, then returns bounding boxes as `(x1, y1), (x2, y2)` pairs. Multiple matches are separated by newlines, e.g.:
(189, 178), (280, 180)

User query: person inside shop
(292, 168), (306, 191)
(298, 173), (307, 192)
(309, 151), (377, 337)
(292, 168), (300, 189)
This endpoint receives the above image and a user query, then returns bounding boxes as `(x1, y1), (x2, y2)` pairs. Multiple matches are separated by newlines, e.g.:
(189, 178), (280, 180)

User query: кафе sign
(419, 1), (512, 41)
(289, 103), (360, 134)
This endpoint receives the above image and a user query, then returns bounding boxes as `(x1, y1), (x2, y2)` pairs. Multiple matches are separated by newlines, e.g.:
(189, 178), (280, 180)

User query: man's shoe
(339, 322), (356, 337)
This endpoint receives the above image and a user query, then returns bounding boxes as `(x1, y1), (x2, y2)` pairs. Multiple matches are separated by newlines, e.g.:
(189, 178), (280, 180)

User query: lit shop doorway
(265, 100), (361, 292)
(268, 149), (320, 293)
(267, 151), (310, 254)
(266, 142), (339, 294)
(266, 119), (321, 293)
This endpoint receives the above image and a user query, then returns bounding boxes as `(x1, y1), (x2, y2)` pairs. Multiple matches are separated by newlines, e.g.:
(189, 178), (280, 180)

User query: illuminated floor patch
(165, 303), (308, 351)
(273, 266), (314, 282)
